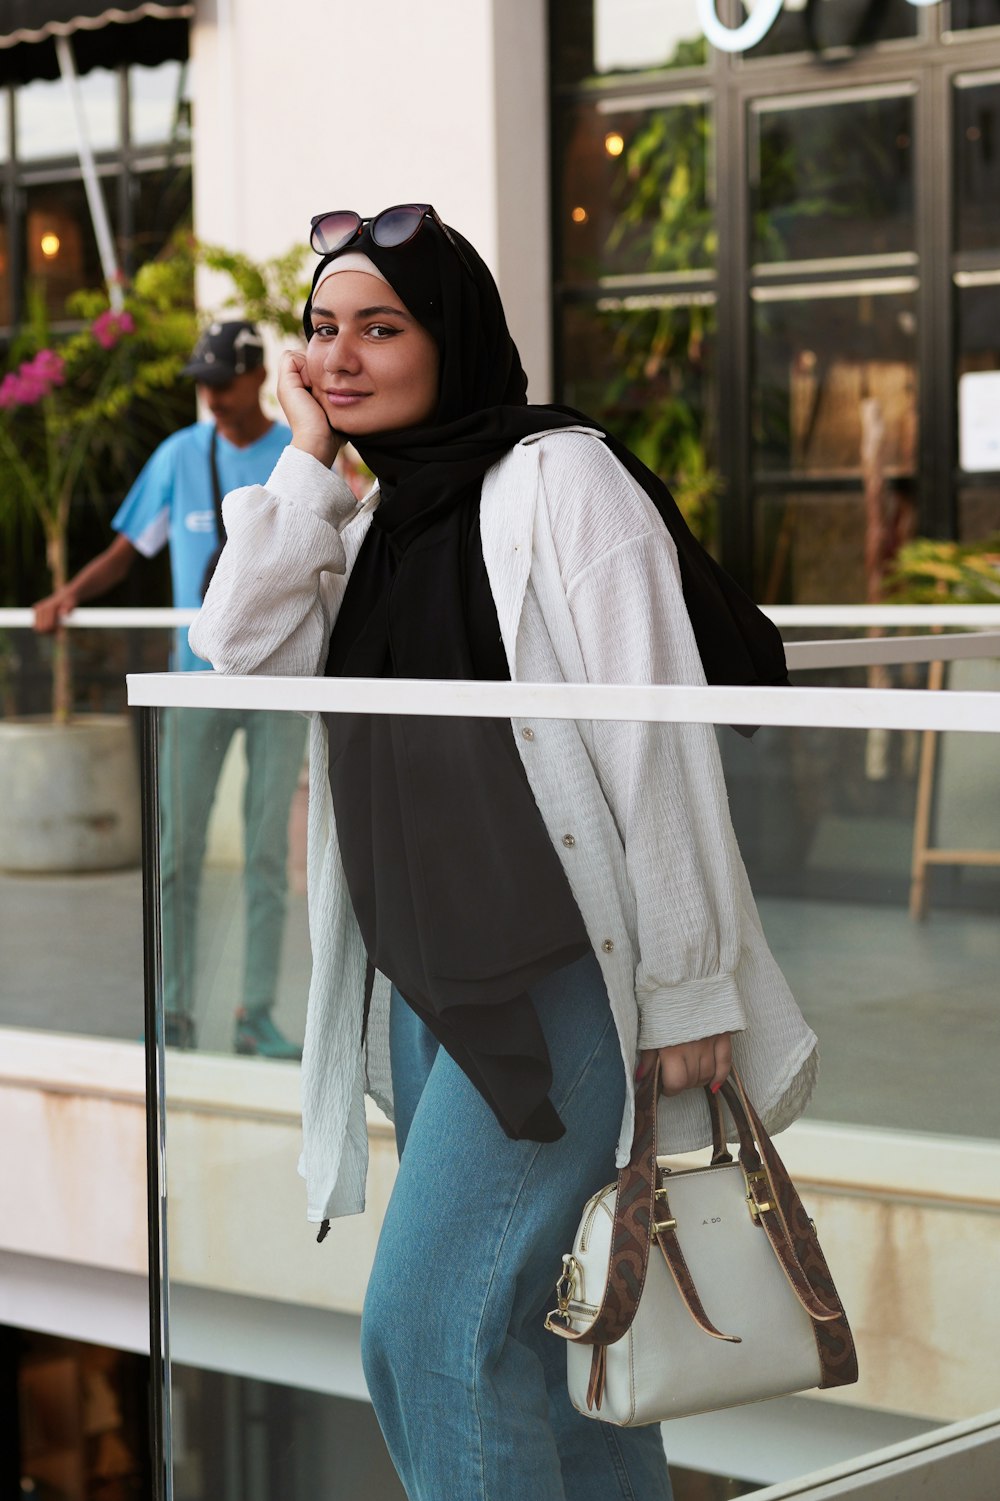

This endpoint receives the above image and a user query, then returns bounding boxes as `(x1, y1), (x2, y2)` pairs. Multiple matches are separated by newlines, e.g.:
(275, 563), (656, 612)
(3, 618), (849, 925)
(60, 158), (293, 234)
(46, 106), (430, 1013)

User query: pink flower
(0, 349), (68, 408)
(32, 349), (66, 386)
(91, 308), (135, 350)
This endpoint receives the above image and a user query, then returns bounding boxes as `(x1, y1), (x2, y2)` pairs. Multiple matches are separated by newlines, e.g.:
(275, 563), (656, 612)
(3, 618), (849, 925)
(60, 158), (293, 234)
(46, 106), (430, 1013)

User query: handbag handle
(547, 1060), (857, 1407)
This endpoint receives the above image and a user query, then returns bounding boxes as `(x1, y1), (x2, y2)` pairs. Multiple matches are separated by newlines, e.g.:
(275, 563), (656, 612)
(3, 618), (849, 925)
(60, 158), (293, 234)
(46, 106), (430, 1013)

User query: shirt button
(601, 939), (614, 954)
(562, 834), (576, 848)
(521, 727), (535, 741)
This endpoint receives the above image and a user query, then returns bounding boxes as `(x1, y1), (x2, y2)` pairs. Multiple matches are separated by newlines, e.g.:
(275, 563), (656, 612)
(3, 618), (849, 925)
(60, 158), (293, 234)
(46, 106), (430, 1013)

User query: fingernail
(710, 1081), (722, 1094)
(635, 1062), (647, 1080)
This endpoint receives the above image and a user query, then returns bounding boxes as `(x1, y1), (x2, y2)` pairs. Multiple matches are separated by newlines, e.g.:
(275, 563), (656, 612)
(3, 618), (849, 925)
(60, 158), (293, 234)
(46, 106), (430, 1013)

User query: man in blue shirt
(34, 322), (305, 1059)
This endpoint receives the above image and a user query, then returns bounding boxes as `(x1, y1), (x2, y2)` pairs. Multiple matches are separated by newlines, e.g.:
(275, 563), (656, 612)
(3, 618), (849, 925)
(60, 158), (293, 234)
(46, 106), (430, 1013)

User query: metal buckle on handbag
(743, 1165), (777, 1222)
(653, 1179), (677, 1235)
(544, 1254), (581, 1332)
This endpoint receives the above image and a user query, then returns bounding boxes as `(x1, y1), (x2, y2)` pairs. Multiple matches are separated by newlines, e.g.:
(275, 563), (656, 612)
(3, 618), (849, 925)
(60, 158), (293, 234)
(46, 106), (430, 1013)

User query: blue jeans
(159, 707), (306, 1021)
(361, 952), (673, 1501)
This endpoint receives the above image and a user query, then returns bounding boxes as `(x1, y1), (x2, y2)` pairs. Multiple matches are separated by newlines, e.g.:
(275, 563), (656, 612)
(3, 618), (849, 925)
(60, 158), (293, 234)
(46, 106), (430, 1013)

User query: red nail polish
(710, 1081), (722, 1094)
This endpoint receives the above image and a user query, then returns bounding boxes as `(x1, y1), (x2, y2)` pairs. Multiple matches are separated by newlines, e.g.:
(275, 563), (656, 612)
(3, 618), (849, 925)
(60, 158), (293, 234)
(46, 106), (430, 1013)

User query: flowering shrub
(91, 308), (136, 350)
(0, 349), (67, 407)
(0, 261), (197, 718)
(1, 235), (312, 718)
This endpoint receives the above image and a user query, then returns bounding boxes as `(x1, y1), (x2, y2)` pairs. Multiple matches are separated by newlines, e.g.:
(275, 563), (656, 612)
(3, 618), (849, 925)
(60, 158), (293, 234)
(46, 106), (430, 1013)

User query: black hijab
(305, 221), (788, 692)
(311, 219), (786, 1146)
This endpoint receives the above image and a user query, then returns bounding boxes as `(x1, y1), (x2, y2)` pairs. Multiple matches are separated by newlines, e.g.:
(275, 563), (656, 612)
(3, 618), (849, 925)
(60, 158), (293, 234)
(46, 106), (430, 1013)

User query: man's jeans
(159, 707), (306, 1023)
(362, 951), (674, 1501)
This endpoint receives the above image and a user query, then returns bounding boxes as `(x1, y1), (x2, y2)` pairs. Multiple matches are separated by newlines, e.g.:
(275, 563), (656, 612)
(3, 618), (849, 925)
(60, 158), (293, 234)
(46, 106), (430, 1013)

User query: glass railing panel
(149, 690), (999, 1500)
(155, 705), (309, 1058)
(0, 623), (173, 1040)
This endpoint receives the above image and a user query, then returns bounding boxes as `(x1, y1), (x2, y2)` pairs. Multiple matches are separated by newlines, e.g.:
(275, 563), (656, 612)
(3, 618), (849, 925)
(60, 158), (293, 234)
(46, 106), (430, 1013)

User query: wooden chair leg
(909, 658), (945, 922)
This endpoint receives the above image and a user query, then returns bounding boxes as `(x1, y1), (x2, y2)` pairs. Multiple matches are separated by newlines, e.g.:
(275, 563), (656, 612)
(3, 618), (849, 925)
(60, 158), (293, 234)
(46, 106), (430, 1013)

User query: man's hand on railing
(31, 535), (139, 633)
(33, 586), (80, 634)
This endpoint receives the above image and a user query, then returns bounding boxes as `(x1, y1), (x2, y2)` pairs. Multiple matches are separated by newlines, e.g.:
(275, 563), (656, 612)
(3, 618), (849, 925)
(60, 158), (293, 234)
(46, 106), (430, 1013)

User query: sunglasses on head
(309, 203), (472, 275)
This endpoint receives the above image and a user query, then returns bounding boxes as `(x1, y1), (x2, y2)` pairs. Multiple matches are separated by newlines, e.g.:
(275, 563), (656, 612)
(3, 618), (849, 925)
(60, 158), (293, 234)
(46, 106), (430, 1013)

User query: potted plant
(0, 258), (197, 872)
(0, 239), (312, 874)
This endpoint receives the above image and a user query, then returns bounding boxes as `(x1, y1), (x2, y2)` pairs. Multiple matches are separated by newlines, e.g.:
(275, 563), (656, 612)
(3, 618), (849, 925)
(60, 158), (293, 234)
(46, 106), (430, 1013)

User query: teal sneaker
(234, 1009), (302, 1061)
(164, 1013), (197, 1049)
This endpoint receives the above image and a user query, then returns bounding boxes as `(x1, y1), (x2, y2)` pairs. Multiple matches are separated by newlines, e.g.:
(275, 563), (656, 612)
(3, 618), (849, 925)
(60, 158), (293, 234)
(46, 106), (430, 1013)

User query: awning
(0, 3), (191, 87)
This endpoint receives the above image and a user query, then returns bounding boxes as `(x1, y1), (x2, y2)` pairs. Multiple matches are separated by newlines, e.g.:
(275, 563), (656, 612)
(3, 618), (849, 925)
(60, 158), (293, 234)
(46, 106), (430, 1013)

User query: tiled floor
(2, 866), (997, 1140)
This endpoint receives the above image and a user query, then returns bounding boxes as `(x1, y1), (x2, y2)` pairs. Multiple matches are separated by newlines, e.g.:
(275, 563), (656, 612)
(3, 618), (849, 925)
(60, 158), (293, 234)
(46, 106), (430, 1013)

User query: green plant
(195, 240), (312, 338)
(0, 236), (313, 721)
(886, 536), (1000, 604)
(565, 102), (717, 537)
(0, 272), (198, 720)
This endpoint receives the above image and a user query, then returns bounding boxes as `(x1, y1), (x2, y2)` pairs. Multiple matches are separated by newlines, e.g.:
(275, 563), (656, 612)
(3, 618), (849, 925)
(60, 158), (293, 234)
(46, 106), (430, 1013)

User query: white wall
(190, 0), (552, 397)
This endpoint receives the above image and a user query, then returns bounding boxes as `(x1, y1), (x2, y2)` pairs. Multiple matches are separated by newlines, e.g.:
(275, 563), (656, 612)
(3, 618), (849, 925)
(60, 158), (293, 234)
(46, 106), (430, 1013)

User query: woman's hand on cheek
(637, 1032), (732, 1096)
(278, 350), (343, 468)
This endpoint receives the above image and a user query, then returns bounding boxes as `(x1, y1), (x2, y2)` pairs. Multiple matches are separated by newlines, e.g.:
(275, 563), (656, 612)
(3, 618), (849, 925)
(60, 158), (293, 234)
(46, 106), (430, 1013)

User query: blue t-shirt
(112, 420), (291, 670)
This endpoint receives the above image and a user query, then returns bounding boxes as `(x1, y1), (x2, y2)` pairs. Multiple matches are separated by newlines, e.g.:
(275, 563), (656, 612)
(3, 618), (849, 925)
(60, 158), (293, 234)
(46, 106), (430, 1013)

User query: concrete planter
(0, 715), (142, 873)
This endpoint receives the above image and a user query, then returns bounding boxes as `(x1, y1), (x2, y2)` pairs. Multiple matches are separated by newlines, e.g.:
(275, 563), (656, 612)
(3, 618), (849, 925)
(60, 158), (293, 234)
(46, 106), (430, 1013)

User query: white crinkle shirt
(190, 428), (818, 1223)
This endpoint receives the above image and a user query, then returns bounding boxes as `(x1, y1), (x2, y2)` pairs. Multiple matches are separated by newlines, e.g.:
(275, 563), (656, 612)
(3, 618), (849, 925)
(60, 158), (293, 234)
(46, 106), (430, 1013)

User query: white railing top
(125, 671), (1000, 734)
(5, 606), (1000, 676)
(787, 631), (1000, 669)
(4, 604), (1000, 631)
(0, 607), (199, 628)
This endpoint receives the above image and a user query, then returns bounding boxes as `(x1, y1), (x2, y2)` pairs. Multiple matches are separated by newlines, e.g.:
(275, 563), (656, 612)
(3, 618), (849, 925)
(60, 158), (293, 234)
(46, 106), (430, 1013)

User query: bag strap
(209, 426), (226, 546)
(717, 1076), (841, 1324)
(724, 1072), (858, 1390)
(546, 1061), (660, 1350)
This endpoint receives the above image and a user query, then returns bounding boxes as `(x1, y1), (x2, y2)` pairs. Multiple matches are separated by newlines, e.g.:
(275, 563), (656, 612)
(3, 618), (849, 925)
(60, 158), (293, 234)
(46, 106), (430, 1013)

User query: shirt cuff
(636, 972), (746, 1050)
(266, 445), (359, 525)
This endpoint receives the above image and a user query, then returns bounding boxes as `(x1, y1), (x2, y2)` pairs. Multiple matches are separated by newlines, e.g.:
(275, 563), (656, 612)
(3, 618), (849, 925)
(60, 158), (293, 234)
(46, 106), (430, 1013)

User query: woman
(191, 205), (818, 1501)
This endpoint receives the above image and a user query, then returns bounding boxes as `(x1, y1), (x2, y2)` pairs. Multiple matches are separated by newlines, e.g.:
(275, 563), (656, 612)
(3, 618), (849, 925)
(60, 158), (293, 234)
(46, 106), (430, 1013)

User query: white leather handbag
(545, 1065), (857, 1426)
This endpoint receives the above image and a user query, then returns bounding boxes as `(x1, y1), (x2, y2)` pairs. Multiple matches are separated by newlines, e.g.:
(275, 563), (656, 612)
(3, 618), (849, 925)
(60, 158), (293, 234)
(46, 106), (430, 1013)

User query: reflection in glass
(169, 1366), (405, 1500)
(722, 716), (1000, 1134)
(752, 288), (918, 476)
(955, 78), (1000, 253)
(742, 0), (918, 57)
(16, 67), (119, 160)
(24, 180), (117, 319)
(558, 297), (717, 542)
(754, 488), (888, 602)
(959, 483), (1000, 535)
(130, 163), (194, 265)
(753, 92), (915, 265)
(947, 0), (1000, 29)
(956, 282), (1000, 403)
(557, 100), (714, 284)
(550, 0), (706, 85)
(956, 284), (1000, 518)
(129, 60), (191, 147)
(0, 217), (12, 327)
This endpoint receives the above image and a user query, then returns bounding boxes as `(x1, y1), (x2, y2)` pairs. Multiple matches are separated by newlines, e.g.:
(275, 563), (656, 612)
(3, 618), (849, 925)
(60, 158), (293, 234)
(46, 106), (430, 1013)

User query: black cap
(182, 320), (264, 385)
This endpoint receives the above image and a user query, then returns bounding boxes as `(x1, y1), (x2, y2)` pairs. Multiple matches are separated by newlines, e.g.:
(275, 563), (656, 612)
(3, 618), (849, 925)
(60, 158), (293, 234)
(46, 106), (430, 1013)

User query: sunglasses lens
(311, 212), (360, 254)
(372, 206), (427, 247)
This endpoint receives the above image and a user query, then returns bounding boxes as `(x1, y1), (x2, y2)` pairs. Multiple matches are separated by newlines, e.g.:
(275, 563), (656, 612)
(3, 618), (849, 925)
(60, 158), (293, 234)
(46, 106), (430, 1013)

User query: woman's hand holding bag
(639, 1032), (732, 1096)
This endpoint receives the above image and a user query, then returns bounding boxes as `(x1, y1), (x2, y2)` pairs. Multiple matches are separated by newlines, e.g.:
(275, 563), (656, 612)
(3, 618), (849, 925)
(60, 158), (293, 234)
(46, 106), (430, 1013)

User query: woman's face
(305, 270), (440, 436)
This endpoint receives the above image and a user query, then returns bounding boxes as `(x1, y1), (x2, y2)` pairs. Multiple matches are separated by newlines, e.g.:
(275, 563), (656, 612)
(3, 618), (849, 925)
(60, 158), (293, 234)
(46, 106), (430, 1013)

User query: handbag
(544, 1062), (857, 1426)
